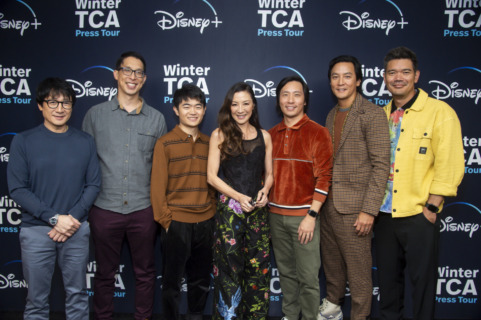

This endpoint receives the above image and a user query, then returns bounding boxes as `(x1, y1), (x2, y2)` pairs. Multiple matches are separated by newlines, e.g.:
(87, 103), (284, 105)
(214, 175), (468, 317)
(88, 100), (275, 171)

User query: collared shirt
(268, 114), (333, 216)
(82, 96), (167, 214)
(150, 125), (215, 229)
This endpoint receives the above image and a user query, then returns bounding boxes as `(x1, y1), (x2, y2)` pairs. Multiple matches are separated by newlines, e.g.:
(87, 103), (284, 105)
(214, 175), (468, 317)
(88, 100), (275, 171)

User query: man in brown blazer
(319, 55), (390, 320)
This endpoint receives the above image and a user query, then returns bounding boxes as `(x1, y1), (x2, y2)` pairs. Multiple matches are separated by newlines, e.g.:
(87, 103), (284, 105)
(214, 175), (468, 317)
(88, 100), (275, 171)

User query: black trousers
(161, 218), (215, 320)
(374, 212), (440, 320)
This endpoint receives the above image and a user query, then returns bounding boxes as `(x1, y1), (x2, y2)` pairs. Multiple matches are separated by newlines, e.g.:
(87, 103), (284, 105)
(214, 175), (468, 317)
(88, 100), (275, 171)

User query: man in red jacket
(269, 76), (333, 320)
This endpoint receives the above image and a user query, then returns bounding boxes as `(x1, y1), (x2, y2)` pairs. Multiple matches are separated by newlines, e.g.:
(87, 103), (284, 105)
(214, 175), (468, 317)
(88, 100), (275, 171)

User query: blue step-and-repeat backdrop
(0, 0), (480, 318)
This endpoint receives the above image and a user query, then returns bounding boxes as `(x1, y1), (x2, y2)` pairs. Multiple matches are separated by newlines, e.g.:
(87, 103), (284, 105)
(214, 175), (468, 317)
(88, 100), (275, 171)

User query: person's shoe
(318, 298), (343, 320)
(281, 318), (289, 320)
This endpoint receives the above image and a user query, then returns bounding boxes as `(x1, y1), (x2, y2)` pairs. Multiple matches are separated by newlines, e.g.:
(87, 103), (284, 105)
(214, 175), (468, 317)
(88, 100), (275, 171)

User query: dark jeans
(89, 206), (157, 320)
(374, 212), (440, 320)
(161, 218), (215, 320)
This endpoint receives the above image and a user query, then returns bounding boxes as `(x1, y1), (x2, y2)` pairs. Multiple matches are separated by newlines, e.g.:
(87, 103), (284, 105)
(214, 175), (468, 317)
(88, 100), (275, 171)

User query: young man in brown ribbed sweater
(151, 84), (216, 320)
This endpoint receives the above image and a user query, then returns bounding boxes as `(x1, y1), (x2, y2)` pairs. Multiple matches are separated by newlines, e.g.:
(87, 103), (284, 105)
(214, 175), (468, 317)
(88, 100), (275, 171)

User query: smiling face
(384, 58), (420, 103)
(330, 62), (361, 105)
(113, 56), (147, 98)
(230, 90), (255, 126)
(278, 80), (306, 123)
(173, 98), (206, 132)
(38, 93), (72, 133)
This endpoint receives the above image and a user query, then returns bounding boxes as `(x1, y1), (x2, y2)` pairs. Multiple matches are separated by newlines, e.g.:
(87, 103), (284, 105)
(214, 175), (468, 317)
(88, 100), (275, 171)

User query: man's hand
(298, 215), (316, 244)
(354, 212), (374, 236)
(423, 206), (437, 224)
(48, 228), (69, 242)
(54, 215), (81, 237)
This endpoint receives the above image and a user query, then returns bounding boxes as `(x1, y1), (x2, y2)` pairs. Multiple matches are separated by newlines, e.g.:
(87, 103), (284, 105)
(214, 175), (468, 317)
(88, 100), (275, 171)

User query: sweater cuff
(313, 189), (328, 203)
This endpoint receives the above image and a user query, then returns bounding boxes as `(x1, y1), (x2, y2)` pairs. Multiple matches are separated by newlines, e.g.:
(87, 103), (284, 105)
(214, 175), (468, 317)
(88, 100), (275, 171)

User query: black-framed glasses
(43, 100), (73, 110)
(118, 67), (146, 78)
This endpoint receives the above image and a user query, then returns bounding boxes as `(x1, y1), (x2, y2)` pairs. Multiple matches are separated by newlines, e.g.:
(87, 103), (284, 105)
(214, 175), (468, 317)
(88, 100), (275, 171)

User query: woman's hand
(238, 194), (254, 212)
(255, 189), (268, 208)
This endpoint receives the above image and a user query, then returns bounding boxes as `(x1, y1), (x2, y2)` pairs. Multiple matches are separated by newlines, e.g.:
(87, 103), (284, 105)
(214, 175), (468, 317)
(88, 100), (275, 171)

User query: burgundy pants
(89, 206), (157, 320)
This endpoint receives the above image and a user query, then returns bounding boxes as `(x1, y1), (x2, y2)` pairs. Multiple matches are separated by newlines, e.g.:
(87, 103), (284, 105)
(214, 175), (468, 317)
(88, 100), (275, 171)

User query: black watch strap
(425, 203), (439, 213)
(307, 209), (318, 218)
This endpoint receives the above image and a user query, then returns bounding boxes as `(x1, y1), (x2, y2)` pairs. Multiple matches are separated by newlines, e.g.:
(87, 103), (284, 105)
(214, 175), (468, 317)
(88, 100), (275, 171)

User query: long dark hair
(218, 82), (261, 160)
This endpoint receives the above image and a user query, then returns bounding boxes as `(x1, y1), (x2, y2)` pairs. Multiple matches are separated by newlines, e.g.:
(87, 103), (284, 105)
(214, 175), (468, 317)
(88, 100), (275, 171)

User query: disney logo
(339, 11), (407, 36)
(440, 216), (479, 238)
(244, 79), (276, 99)
(0, 273), (27, 289)
(154, 11), (222, 34)
(0, 12), (41, 36)
(429, 80), (481, 104)
(0, 147), (6, 154)
(66, 79), (117, 101)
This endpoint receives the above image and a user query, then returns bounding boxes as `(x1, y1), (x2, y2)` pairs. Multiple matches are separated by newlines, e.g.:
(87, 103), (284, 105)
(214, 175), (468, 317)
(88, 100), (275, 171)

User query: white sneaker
(318, 298), (343, 320)
(281, 318), (289, 320)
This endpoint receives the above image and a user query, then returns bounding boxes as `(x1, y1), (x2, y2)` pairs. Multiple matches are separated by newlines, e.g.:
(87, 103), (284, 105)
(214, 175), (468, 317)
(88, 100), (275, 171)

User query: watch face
(307, 210), (318, 217)
(49, 216), (57, 225)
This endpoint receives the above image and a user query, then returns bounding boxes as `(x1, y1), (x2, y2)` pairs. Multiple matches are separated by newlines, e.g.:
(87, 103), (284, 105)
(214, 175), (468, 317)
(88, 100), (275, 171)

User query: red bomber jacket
(268, 114), (333, 216)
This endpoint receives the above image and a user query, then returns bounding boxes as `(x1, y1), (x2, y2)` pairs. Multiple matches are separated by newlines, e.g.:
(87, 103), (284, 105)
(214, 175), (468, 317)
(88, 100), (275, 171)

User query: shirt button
(123, 193), (127, 196)
(424, 133), (427, 136)
(393, 209), (397, 212)
(124, 201), (128, 205)
(127, 128), (130, 131)
(397, 148), (400, 151)
(192, 156), (196, 159)
(401, 129), (404, 132)
(395, 169), (399, 172)
(394, 190), (397, 193)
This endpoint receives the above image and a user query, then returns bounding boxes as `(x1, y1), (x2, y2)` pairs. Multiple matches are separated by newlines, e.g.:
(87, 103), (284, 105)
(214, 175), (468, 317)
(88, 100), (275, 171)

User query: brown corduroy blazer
(325, 94), (390, 216)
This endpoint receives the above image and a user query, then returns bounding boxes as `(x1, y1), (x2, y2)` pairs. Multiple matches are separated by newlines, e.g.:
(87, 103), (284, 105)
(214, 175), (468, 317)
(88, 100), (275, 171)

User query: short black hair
(115, 51), (147, 73)
(173, 83), (206, 108)
(328, 55), (363, 92)
(275, 76), (310, 115)
(36, 77), (76, 106)
(384, 46), (418, 71)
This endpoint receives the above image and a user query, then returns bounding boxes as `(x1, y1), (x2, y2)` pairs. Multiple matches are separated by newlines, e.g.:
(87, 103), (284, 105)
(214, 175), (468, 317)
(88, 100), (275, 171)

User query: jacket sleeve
(360, 107), (391, 215)
(67, 136), (101, 221)
(312, 127), (333, 203)
(150, 139), (172, 229)
(7, 135), (57, 223)
(430, 105), (464, 198)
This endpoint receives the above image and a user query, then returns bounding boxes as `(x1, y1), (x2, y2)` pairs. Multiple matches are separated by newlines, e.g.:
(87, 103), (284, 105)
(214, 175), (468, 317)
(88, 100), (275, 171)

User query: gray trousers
(270, 213), (321, 320)
(19, 222), (90, 320)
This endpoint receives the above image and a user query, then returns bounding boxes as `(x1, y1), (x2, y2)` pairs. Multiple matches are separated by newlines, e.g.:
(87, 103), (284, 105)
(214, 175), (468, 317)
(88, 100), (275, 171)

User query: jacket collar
(277, 113), (310, 131)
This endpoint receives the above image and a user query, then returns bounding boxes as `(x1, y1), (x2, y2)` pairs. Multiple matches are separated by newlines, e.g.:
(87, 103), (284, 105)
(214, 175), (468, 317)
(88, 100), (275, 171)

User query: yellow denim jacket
(383, 89), (464, 217)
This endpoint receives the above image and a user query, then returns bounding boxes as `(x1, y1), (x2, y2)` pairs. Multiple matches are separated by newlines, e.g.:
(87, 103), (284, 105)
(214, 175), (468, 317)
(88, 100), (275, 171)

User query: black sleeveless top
(220, 128), (266, 199)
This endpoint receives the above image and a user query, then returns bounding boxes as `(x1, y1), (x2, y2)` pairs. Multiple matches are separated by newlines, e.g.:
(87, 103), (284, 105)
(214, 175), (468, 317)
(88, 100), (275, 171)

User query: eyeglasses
(118, 67), (146, 78)
(44, 100), (73, 110)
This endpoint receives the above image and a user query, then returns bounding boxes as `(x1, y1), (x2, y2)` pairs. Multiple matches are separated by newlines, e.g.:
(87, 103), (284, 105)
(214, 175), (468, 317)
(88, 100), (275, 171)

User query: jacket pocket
(412, 128), (433, 160)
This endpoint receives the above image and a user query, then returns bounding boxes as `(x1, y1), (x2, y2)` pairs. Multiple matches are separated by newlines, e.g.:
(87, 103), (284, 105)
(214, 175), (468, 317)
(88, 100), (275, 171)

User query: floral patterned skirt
(213, 194), (270, 320)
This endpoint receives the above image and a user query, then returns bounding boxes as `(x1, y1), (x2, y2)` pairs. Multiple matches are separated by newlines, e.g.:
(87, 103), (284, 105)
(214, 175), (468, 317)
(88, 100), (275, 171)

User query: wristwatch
(49, 214), (59, 226)
(307, 209), (318, 218)
(425, 203), (439, 213)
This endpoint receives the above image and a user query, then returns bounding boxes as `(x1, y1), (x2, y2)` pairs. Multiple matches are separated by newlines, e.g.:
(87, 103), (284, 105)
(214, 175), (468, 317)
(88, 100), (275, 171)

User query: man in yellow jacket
(374, 46), (464, 320)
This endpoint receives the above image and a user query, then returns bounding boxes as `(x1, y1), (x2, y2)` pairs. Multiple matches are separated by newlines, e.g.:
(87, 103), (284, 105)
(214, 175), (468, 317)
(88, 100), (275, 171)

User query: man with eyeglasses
(83, 51), (167, 320)
(7, 77), (101, 320)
